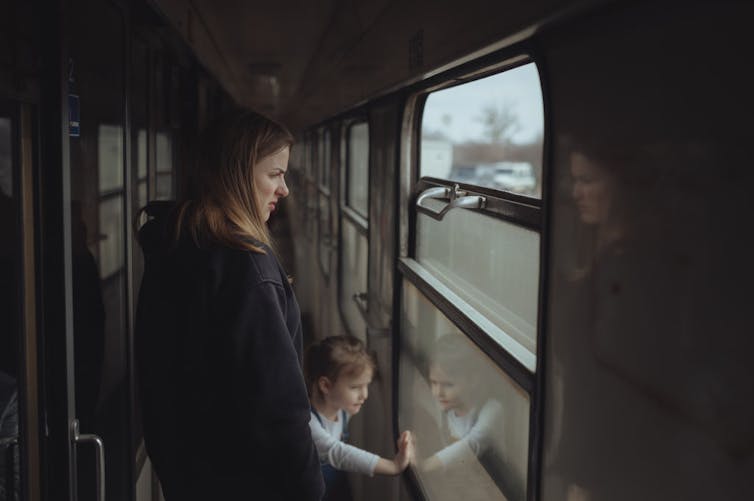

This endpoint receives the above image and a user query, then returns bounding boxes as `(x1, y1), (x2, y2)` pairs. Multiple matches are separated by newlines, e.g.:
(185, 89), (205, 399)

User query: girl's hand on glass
(394, 430), (414, 471)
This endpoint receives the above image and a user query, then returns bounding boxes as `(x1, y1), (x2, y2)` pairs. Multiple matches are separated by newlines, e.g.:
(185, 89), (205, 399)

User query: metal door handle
(416, 184), (486, 221)
(72, 419), (105, 501)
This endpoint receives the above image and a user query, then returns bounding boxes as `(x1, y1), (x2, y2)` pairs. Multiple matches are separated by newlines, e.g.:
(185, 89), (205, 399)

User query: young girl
(305, 335), (414, 500)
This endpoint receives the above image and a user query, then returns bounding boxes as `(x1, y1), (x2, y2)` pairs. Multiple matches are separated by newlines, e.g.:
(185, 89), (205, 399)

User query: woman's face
(570, 152), (613, 225)
(253, 146), (290, 222)
(429, 364), (467, 414)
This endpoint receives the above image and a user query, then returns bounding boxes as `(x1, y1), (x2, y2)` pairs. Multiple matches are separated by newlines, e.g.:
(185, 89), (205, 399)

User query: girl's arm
(310, 414), (381, 475)
(424, 400), (503, 470)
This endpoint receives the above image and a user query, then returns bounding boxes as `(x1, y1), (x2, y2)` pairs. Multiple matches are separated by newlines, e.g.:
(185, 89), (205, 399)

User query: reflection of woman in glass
(553, 143), (679, 501)
(568, 149), (632, 278)
(422, 335), (503, 473)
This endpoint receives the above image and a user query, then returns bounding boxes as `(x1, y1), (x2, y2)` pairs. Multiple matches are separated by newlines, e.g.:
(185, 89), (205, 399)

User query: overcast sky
(422, 63), (544, 145)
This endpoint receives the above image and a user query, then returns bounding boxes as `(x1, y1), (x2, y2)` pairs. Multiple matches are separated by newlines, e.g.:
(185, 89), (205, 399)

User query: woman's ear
(317, 376), (332, 396)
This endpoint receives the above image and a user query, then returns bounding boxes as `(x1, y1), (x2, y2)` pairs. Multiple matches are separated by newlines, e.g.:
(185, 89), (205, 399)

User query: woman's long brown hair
(174, 110), (293, 253)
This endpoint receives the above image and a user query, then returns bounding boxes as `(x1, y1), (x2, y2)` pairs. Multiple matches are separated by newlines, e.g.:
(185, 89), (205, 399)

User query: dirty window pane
(347, 122), (369, 217)
(399, 280), (529, 501)
(340, 218), (368, 340)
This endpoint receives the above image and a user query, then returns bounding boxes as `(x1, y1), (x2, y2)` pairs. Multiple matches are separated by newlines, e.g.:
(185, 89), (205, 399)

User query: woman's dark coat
(135, 210), (324, 500)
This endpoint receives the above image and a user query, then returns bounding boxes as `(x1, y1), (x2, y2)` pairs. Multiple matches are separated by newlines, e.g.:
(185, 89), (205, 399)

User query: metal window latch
(416, 183), (486, 221)
(72, 419), (105, 501)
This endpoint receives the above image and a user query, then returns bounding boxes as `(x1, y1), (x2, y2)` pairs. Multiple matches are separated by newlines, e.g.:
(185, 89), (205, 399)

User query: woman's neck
(312, 394), (340, 421)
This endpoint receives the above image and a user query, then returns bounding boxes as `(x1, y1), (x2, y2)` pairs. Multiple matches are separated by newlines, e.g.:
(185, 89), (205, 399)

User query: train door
(1, 99), (41, 501)
(64, 0), (134, 498)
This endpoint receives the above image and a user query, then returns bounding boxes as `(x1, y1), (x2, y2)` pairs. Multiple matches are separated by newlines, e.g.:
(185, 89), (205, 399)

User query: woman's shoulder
(207, 242), (285, 287)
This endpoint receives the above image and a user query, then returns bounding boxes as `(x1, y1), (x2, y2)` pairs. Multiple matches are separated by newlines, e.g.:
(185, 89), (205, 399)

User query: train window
(346, 122), (369, 218)
(420, 63), (543, 198)
(399, 280), (529, 501)
(398, 59), (545, 501)
(154, 131), (173, 200)
(339, 216), (368, 339)
(136, 129), (147, 208)
(318, 128), (331, 190)
(97, 125), (125, 279)
(307, 136), (317, 242)
(303, 134), (316, 242)
(339, 120), (369, 339)
(305, 133), (314, 180)
(318, 128), (332, 277)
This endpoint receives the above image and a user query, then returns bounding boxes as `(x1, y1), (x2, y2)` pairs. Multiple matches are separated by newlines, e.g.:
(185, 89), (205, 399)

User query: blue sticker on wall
(68, 94), (80, 137)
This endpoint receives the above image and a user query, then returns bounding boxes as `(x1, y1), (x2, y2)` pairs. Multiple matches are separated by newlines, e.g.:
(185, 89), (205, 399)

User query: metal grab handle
(72, 419), (105, 501)
(415, 186), (450, 218)
(415, 184), (486, 221)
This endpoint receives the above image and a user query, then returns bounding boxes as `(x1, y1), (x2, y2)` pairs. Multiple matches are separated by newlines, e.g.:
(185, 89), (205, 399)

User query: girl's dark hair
(304, 336), (376, 398)
(173, 109), (293, 252)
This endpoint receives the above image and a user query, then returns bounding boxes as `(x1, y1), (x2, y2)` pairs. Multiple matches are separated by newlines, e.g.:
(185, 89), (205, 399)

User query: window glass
(155, 131), (173, 199)
(416, 209), (539, 356)
(340, 218), (368, 339)
(136, 129), (147, 208)
(137, 129), (147, 179)
(319, 128), (331, 189)
(399, 280), (529, 501)
(98, 195), (124, 278)
(306, 134), (314, 180)
(97, 125), (125, 279)
(306, 182), (316, 241)
(98, 125), (124, 193)
(318, 191), (331, 276)
(421, 63), (544, 198)
(347, 122), (369, 217)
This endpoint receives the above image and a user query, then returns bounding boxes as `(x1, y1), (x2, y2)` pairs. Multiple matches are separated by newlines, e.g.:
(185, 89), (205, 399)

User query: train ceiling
(151, 0), (585, 131)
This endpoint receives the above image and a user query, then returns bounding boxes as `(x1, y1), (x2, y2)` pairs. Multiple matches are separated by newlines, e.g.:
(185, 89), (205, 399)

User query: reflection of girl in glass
(422, 335), (503, 472)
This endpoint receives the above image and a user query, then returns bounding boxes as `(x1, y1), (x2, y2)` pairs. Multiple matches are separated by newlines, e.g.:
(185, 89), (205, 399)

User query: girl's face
(253, 146), (290, 222)
(429, 364), (467, 414)
(570, 152), (613, 225)
(323, 367), (373, 415)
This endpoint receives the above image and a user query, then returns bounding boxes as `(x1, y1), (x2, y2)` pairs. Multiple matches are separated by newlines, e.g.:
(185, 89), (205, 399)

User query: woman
(135, 110), (324, 500)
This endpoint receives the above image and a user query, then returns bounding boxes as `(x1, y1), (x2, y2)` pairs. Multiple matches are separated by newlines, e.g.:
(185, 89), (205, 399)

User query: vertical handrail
(72, 419), (105, 501)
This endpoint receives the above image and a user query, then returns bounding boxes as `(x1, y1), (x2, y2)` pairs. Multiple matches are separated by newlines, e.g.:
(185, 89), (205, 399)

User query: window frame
(317, 125), (333, 281)
(337, 116), (370, 337)
(344, 120), (370, 222)
(304, 133), (317, 242)
(396, 51), (550, 501)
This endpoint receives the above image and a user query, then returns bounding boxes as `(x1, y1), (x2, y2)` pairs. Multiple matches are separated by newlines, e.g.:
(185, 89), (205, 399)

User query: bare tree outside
(476, 102), (521, 145)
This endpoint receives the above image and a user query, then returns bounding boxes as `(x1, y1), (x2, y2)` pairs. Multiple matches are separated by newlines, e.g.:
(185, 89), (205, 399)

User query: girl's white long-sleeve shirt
(435, 399), (503, 466)
(309, 411), (379, 475)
